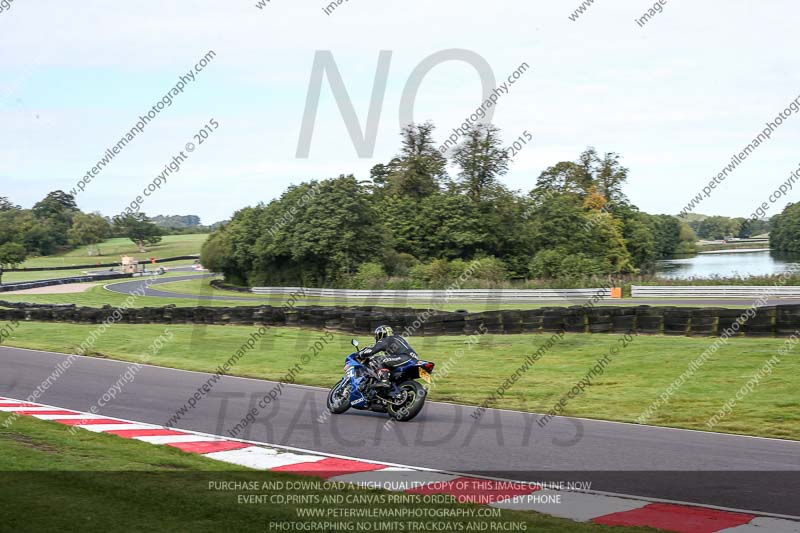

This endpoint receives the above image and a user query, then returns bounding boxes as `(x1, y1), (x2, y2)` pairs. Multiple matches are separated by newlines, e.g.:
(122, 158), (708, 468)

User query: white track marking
(79, 423), (161, 433)
(204, 447), (326, 469)
(32, 414), (104, 421)
(132, 435), (223, 445)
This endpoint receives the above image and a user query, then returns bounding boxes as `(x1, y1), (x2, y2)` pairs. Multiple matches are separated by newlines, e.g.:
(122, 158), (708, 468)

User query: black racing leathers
(360, 335), (418, 371)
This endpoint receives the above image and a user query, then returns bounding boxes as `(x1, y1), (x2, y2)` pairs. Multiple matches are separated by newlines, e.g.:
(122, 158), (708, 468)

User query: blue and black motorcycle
(326, 339), (435, 422)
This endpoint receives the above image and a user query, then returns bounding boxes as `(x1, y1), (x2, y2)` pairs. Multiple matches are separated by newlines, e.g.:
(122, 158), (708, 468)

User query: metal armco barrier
(250, 287), (616, 301)
(632, 286), (800, 298)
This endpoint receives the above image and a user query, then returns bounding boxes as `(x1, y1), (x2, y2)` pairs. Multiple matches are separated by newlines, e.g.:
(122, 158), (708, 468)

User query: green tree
(201, 206), (262, 285)
(621, 212), (656, 267)
(381, 122), (446, 199)
(742, 218), (771, 237)
(32, 190), (79, 248)
(584, 212), (636, 273)
(205, 127), (701, 286)
(0, 242), (27, 285)
(531, 161), (587, 198)
(528, 194), (590, 252)
(602, 203), (656, 268)
(0, 207), (57, 256)
(0, 197), (20, 211)
(113, 213), (163, 252)
(68, 212), (112, 255)
(353, 262), (389, 289)
(594, 151), (629, 203)
(532, 148), (628, 204)
(770, 203), (800, 252)
(645, 214), (681, 257)
(451, 123), (510, 202)
(243, 176), (385, 286)
(528, 250), (610, 279)
(695, 216), (740, 240)
(32, 190), (78, 218)
(151, 215), (202, 229)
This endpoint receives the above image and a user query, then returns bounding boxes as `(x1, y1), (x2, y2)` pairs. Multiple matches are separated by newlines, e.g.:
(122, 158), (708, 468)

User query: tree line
(201, 122), (701, 288)
(0, 191), (208, 282)
(682, 213), (771, 241)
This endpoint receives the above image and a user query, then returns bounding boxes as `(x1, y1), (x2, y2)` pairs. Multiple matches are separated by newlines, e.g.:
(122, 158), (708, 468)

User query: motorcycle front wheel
(327, 378), (351, 414)
(387, 380), (426, 422)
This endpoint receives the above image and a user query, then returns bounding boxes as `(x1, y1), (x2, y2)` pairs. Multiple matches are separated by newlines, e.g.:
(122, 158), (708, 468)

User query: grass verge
(0, 413), (650, 532)
(2, 322), (797, 441)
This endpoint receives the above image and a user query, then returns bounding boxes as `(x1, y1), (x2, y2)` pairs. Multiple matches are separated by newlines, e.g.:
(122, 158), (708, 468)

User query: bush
(408, 258), (453, 289)
(529, 250), (610, 279)
(469, 256), (508, 284)
(674, 241), (696, 255)
(528, 249), (564, 279)
(558, 253), (611, 278)
(352, 262), (389, 289)
(383, 251), (419, 277)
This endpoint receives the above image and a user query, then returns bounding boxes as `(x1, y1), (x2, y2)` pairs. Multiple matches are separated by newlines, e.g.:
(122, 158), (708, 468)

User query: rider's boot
(372, 368), (391, 389)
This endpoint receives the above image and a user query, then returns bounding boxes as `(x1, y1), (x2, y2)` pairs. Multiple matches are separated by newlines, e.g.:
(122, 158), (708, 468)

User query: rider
(359, 325), (418, 388)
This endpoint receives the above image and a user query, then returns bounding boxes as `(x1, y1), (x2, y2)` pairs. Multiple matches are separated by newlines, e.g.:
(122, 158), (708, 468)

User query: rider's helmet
(374, 325), (393, 342)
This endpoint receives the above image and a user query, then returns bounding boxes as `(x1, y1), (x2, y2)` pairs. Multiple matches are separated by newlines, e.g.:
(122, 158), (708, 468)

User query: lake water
(656, 249), (800, 279)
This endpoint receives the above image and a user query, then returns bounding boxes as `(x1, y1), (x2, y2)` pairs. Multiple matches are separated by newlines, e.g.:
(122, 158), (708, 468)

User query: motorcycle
(326, 339), (435, 422)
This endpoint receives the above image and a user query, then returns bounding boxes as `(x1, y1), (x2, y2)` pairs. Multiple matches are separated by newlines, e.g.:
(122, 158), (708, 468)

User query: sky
(1, 0), (799, 224)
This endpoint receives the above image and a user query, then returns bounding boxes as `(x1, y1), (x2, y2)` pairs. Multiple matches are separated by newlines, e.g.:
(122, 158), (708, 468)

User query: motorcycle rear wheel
(387, 380), (426, 422)
(327, 379), (351, 414)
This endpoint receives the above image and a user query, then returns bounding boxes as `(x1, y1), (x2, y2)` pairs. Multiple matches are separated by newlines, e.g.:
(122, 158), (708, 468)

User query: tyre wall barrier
(0, 301), (797, 337)
(210, 280), (251, 293)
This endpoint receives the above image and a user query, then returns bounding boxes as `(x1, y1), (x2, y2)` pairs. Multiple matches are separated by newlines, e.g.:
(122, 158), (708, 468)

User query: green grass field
(2, 323), (796, 441)
(18, 234), (207, 268)
(0, 414), (645, 533)
(2, 267), (108, 283)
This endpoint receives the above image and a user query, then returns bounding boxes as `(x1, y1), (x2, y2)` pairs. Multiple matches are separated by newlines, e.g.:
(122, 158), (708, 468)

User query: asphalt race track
(2, 345), (798, 518)
(105, 274), (800, 307)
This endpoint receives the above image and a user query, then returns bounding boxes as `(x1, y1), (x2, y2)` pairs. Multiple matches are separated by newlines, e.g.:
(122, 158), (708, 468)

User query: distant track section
(0, 273), (133, 293)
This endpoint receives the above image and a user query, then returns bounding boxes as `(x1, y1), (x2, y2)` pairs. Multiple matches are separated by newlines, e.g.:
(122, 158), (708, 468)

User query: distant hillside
(151, 215), (202, 229)
(678, 212), (708, 223)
